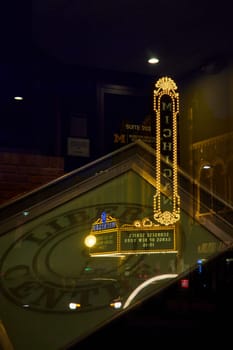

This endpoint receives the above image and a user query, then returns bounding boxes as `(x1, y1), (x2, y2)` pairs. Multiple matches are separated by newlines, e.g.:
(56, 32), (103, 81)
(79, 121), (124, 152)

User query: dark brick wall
(0, 152), (64, 204)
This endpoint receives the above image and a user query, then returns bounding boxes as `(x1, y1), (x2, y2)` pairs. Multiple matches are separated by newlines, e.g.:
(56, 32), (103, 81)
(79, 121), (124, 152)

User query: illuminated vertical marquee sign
(153, 77), (180, 225)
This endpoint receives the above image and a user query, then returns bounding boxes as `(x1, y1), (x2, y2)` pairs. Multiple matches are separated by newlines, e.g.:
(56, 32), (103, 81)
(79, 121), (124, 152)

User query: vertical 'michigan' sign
(153, 77), (180, 225)
(85, 77), (180, 256)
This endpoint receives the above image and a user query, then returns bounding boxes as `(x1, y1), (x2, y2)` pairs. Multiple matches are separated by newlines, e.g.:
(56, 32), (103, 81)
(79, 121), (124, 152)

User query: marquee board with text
(88, 220), (176, 256)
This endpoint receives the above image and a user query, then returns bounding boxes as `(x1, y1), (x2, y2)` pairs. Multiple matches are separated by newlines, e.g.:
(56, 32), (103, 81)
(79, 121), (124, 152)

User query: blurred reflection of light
(180, 279), (189, 288)
(110, 300), (122, 309)
(202, 164), (211, 169)
(69, 302), (81, 310)
(123, 274), (178, 309)
(84, 234), (96, 247)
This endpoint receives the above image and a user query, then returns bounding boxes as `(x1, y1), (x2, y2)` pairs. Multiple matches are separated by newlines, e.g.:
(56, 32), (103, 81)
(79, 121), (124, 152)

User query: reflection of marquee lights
(85, 213), (176, 256)
(153, 76), (180, 225)
(133, 218), (153, 227)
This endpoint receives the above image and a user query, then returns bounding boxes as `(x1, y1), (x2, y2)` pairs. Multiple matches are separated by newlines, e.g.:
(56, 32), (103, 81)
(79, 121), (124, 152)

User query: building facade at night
(0, 58), (232, 349)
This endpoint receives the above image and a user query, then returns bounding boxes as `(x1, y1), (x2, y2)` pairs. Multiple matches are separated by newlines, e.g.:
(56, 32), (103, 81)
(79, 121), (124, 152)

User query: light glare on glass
(69, 303), (81, 310)
(84, 234), (96, 247)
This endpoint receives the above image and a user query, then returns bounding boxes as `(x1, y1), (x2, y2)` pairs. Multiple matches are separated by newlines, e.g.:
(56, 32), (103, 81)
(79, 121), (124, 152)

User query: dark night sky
(1, 1), (233, 158)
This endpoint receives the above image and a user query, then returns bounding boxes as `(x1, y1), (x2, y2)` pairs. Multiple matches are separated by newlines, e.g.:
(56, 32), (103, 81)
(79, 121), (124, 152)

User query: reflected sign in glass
(90, 231), (118, 254)
(120, 227), (175, 253)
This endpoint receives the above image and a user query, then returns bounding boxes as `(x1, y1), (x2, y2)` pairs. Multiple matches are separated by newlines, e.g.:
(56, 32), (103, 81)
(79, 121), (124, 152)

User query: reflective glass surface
(0, 141), (232, 349)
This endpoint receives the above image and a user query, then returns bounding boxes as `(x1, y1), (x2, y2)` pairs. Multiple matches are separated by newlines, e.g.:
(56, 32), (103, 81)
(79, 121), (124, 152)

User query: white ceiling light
(148, 57), (159, 64)
(202, 164), (211, 169)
